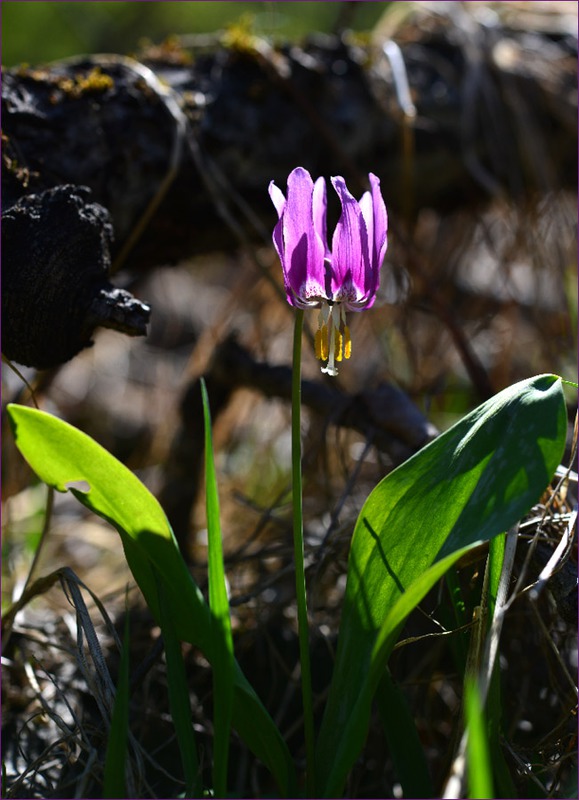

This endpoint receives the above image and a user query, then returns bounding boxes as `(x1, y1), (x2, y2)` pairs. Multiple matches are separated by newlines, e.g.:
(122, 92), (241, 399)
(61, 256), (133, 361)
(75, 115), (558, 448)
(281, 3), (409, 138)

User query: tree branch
(159, 335), (438, 551)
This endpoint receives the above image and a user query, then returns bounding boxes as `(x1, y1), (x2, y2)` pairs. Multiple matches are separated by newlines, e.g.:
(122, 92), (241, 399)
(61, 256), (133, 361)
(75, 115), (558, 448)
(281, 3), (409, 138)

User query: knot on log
(1, 184), (150, 369)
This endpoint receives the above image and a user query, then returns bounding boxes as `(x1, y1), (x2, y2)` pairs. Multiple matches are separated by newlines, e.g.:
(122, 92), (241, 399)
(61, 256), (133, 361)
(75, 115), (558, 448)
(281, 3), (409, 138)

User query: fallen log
(2, 3), (576, 368)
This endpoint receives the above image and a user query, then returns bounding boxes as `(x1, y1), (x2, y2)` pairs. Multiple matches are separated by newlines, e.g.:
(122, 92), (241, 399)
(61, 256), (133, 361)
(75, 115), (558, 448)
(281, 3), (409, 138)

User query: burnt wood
(2, 12), (576, 368)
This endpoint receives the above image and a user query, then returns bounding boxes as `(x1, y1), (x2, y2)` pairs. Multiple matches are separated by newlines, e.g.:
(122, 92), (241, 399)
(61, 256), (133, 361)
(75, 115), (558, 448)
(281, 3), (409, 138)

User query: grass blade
(485, 535), (517, 797)
(465, 678), (493, 799)
(200, 378), (234, 798)
(157, 576), (202, 797)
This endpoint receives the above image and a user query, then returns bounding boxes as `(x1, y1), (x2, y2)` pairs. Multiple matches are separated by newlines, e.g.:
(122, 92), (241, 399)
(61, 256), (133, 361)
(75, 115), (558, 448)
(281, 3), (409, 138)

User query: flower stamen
(343, 325), (352, 360)
(315, 325), (329, 361)
(319, 303), (344, 376)
(335, 330), (343, 362)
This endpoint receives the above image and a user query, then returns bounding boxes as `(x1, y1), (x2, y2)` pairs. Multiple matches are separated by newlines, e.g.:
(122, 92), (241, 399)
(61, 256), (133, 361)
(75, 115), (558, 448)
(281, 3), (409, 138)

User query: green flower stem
(291, 308), (316, 795)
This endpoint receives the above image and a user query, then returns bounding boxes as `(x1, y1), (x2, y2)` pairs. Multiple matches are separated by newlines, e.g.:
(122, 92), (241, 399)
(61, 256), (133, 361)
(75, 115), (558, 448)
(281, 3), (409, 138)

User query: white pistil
(315, 302), (352, 376)
(320, 303), (342, 377)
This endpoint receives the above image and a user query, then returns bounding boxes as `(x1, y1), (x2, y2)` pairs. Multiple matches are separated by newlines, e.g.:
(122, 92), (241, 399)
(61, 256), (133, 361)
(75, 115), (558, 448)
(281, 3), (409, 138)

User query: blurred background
(2, 1), (387, 66)
(2, 2), (577, 798)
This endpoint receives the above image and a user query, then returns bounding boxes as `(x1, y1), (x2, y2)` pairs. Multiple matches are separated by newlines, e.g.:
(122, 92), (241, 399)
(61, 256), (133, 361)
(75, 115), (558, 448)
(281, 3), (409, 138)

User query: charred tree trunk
(2, 4), (577, 368)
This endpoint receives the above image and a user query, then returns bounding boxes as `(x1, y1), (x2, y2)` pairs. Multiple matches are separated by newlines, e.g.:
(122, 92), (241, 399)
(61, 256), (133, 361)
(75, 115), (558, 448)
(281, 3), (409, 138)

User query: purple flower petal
(357, 185), (382, 303)
(268, 181), (290, 302)
(269, 168), (387, 316)
(368, 172), (388, 272)
(270, 168), (327, 306)
(312, 176), (329, 258)
(268, 181), (286, 218)
(330, 176), (370, 305)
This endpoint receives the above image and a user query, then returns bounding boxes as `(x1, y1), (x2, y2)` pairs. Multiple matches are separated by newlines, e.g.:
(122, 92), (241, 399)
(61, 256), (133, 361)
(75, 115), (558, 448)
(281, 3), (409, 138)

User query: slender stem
(291, 308), (316, 795)
(3, 485), (54, 652)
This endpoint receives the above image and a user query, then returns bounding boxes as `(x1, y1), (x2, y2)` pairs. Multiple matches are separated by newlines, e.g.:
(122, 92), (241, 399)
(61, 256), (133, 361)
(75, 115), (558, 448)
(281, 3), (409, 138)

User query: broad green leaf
(320, 548), (469, 797)
(316, 375), (566, 796)
(201, 379), (234, 798)
(7, 404), (296, 797)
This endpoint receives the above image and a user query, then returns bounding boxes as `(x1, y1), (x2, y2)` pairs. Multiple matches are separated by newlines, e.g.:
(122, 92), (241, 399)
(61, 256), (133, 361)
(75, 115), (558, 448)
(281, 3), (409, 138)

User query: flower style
(269, 167), (388, 376)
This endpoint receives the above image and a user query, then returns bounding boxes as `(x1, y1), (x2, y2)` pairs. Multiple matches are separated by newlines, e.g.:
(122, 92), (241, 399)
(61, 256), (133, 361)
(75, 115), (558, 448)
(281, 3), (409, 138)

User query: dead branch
(159, 335), (438, 551)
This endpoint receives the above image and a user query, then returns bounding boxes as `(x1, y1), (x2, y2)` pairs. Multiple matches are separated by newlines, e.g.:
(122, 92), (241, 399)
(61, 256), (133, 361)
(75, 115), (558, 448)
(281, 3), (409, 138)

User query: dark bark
(2, 8), (576, 368)
(2, 185), (150, 368)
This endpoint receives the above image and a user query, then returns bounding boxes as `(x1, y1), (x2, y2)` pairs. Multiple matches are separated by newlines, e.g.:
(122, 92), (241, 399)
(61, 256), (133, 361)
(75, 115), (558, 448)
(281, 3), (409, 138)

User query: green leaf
(7, 404), (296, 797)
(316, 375), (566, 796)
(157, 576), (202, 798)
(375, 668), (433, 797)
(201, 379), (234, 798)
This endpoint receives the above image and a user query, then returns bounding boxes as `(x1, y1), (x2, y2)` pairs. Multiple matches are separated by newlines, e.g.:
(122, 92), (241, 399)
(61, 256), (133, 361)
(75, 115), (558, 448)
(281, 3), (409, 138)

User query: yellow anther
(315, 329), (323, 360)
(335, 331), (343, 362)
(322, 325), (329, 360)
(315, 324), (329, 361)
(343, 326), (352, 359)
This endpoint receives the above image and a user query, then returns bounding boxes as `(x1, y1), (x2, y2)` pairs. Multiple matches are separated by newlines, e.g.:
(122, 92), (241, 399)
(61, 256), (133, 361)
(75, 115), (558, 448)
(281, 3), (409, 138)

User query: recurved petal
(357, 183), (381, 301)
(368, 172), (388, 269)
(330, 176), (371, 303)
(271, 216), (286, 277)
(312, 176), (329, 257)
(282, 167), (326, 301)
(359, 189), (374, 259)
(268, 180), (286, 218)
(268, 181), (288, 296)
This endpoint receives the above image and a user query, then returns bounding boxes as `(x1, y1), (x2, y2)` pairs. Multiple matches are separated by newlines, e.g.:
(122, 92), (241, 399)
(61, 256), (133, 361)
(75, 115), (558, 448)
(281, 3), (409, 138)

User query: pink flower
(269, 167), (388, 376)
